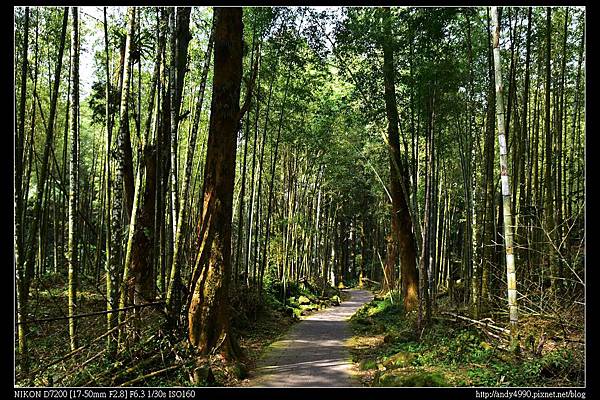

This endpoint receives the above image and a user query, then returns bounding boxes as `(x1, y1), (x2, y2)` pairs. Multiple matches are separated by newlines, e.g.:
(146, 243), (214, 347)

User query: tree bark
(234, 18), (258, 285)
(101, 7), (118, 353)
(187, 7), (244, 358)
(15, 6), (29, 368)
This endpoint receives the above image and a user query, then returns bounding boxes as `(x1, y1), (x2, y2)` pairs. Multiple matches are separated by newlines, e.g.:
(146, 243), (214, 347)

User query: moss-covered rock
(401, 371), (448, 387)
(331, 295), (341, 306)
(376, 372), (404, 386)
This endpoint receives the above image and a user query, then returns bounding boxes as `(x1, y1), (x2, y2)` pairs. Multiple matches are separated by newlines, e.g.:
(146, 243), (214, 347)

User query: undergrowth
(349, 294), (584, 387)
(16, 275), (343, 387)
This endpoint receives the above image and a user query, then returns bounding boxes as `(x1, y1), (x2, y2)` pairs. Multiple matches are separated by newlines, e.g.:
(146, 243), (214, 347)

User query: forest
(13, 6), (585, 388)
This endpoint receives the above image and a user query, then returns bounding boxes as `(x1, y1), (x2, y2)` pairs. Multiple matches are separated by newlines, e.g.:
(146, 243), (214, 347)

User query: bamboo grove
(13, 6), (585, 381)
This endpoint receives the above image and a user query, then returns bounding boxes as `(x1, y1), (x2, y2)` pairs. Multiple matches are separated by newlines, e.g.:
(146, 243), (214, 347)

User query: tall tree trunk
(234, 19), (258, 286)
(419, 94), (434, 328)
(480, 7), (496, 311)
(168, 8), (179, 242)
(175, 7), (192, 112)
(555, 8), (569, 290)
(187, 7), (244, 358)
(15, 6), (29, 290)
(168, 7), (191, 241)
(157, 38), (172, 297)
(491, 6), (519, 349)
(260, 66), (292, 294)
(14, 6), (29, 369)
(67, 6), (80, 352)
(380, 7), (419, 311)
(244, 80), (262, 286)
(568, 22), (584, 265)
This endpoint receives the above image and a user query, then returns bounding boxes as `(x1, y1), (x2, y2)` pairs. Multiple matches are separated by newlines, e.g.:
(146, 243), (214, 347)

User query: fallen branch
(480, 327), (505, 342)
(440, 311), (509, 334)
(550, 336), (585, 344)
(109, 353), (163, 386)
(17, 301), (165, 325)
(361, 278), (380, 286)
(55, 349), (106, 385)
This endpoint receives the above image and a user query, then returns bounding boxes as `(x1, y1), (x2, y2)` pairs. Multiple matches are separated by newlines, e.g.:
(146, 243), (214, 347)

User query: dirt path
(246, 289), (373, 387)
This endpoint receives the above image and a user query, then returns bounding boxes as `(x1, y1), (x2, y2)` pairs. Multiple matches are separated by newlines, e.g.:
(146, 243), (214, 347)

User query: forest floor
(16, 275), (584, 388)
(348, 293), (585, 387)
(240, 289), (373, 387)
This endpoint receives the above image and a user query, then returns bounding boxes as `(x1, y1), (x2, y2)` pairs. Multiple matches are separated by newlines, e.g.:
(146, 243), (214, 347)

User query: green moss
(401, 371), (448, 387)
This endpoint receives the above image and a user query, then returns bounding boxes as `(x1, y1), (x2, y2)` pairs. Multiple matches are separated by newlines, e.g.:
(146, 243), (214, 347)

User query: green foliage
(376, 370), (448, 387)
(87, 80), (119, 126)
(359, 359), (378, 370)
(350, 293), (583, 387)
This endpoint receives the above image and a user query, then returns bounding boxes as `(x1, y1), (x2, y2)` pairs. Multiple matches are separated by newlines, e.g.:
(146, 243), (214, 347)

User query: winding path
(248, 289), (373, 387)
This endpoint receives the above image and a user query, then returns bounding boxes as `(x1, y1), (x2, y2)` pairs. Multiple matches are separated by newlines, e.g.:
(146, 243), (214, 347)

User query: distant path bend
(248, 289), (373, 387)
